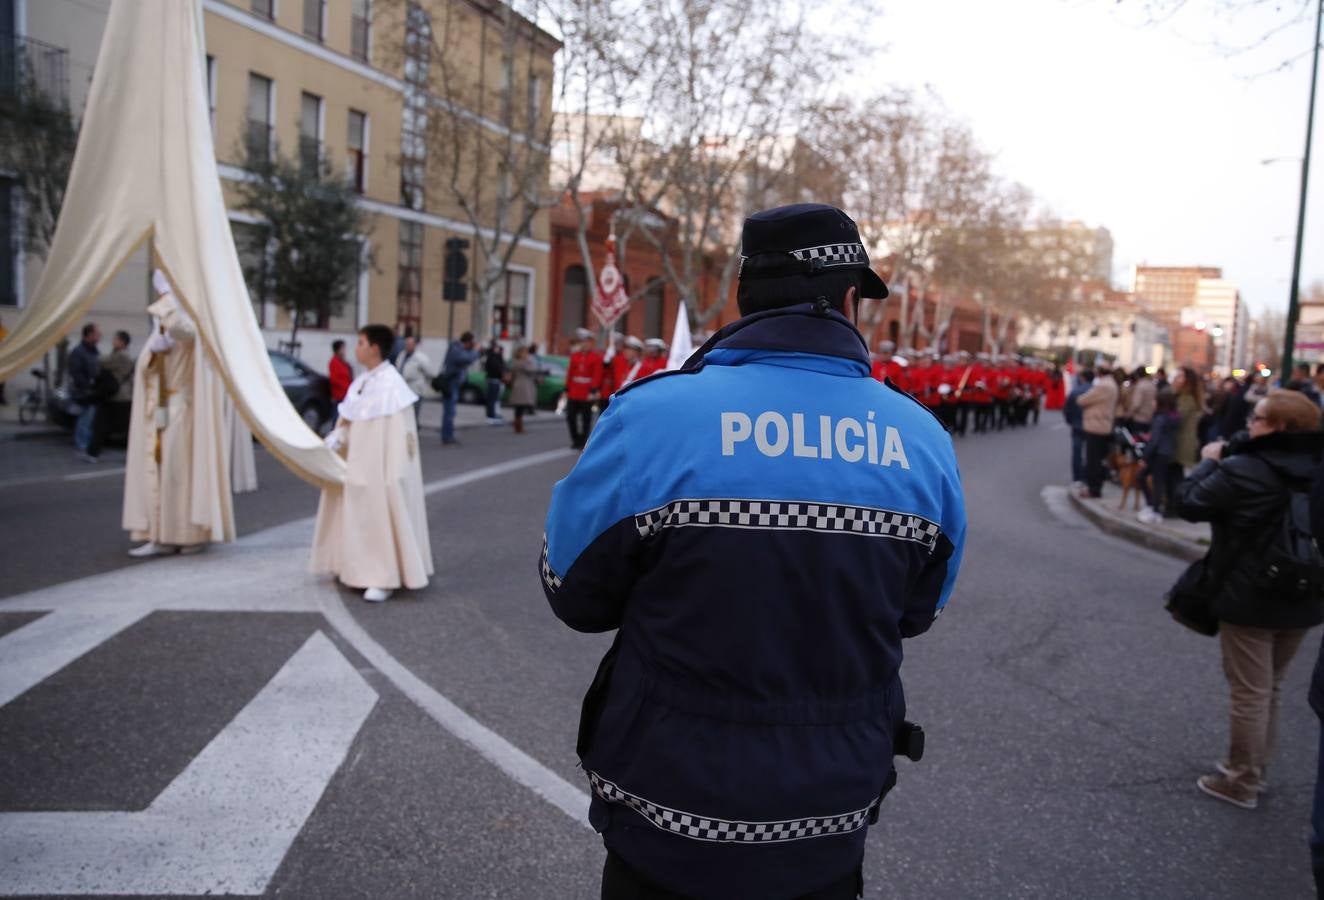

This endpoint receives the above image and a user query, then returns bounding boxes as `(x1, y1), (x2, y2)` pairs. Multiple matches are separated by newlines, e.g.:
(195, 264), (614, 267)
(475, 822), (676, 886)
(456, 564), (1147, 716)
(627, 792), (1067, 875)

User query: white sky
(849, 0), (1324, 316)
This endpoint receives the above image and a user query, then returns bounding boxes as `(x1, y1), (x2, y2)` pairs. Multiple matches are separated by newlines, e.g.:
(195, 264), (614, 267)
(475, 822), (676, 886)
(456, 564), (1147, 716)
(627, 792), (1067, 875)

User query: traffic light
(444, 237), (469, 302)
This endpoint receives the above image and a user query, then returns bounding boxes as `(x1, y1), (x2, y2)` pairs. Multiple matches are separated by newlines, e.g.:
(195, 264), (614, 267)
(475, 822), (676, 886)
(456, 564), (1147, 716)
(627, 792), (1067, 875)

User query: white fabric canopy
(0, 0), (345, 487)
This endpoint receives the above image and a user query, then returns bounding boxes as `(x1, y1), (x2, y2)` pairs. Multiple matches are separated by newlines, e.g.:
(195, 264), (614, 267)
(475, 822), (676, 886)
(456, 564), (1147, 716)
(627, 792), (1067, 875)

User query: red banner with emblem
(592, 235), (631, 327)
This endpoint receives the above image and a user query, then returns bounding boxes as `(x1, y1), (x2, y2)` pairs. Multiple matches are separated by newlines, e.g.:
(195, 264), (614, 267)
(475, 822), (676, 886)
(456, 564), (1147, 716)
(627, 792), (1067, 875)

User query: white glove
(324, 430), (346, 451)
(147, 318), (175, 353)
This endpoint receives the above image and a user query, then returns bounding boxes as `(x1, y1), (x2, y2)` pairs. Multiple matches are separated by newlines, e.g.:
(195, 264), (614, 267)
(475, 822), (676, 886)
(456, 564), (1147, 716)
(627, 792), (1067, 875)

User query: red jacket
(329, 355), (353, 403)
(870, 358), (904, 386)
(566, 349), (605, 401)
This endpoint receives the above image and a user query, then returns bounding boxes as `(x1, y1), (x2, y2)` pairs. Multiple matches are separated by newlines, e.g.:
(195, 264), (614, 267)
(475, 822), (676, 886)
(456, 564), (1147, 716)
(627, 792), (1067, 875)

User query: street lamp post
(1283, 0), (1324, 377)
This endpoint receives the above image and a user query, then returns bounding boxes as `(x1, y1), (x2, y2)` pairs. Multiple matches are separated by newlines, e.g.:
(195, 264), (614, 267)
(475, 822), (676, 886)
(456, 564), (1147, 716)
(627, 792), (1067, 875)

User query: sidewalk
(1068, 481), (1209, 562)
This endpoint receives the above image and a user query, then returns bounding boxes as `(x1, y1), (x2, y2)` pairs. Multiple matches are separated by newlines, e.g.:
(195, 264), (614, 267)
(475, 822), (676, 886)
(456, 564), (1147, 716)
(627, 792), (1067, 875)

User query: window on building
(400, 4), (431, 210)
(299, 252), (360, 331)
(493, 270), (531, 340)
(231, 221), (270, 326)
(245, 73), (274, 163)
(561, 265), (587, 337)
(302, 0), (325, 41)
(351, 0), (372, 61)
(347, 109), (368, 193)
(526, 74), (541, 134)
(397, 220), (424, 332)
(251, 0), (275, 20)
(206, 55), (217, 134)
(642, 277), (664, 339)
(299, 91), (323, 174)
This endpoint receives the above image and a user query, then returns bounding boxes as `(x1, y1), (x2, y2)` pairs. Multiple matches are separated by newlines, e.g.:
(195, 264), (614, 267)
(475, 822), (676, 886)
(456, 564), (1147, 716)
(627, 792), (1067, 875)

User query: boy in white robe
(311, 324), (433, 602)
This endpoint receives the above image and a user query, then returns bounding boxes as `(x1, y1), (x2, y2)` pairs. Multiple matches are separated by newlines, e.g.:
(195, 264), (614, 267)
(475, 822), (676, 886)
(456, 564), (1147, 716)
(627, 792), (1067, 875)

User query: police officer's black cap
(738, 203), (888, 299)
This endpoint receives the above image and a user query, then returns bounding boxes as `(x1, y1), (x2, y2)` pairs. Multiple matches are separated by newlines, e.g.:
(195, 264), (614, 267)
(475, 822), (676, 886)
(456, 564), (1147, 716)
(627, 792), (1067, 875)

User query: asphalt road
(0, 413), (1319, 898)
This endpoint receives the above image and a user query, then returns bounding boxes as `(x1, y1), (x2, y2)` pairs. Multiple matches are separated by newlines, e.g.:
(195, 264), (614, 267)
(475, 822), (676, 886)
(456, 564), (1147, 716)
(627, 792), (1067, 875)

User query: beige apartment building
(3, 0), (556, 390)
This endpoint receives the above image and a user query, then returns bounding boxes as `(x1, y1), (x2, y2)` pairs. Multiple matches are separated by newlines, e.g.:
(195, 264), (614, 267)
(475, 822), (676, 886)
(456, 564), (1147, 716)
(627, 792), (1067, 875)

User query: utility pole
(1283, 0), (1323, 378)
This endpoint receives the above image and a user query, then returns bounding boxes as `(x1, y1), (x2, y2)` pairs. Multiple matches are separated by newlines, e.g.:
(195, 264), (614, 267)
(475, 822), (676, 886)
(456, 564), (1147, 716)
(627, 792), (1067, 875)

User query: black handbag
(1165, 555), (1220, 636)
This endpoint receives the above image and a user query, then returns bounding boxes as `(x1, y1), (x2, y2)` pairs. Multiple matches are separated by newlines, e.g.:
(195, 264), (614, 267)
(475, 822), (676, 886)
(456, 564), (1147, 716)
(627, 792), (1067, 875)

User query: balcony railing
(298, 135), (322, 174)
(0, 34), (69, 108)
(245, 118), (274, 164)
(351, 15), (371, 61)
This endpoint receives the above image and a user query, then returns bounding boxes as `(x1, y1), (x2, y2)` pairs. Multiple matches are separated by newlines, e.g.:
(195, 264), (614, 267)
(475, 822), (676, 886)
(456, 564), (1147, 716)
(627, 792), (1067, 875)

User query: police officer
(540, 203), (967, 900)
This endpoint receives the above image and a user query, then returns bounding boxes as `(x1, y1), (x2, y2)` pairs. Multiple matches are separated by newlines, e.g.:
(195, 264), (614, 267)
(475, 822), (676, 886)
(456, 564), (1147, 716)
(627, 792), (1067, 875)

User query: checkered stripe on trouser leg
(789, 242), (869, 268)
(633, 499), (941, 551)
(539, 535), (562, 593)
(588, 772), (878, 844)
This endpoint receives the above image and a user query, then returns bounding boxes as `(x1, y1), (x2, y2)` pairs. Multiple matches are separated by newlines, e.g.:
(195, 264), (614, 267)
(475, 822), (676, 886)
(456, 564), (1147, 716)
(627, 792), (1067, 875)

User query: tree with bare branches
(388, 0), (561, 340)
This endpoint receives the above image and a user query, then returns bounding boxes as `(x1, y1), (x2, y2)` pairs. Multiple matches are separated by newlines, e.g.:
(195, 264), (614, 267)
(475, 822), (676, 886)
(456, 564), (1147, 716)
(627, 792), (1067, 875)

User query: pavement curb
(1067, 491), (1206, 562)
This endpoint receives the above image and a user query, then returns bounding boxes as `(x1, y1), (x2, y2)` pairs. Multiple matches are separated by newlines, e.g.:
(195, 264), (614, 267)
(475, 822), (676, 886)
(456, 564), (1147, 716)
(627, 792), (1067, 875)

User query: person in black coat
(1308, 453), (1324, 898)
(1177, 388), (1324, 811)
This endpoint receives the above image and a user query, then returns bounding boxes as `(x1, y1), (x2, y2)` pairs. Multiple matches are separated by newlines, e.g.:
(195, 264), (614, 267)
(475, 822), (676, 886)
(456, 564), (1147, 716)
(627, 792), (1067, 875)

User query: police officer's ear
(843, 285), (857, 321)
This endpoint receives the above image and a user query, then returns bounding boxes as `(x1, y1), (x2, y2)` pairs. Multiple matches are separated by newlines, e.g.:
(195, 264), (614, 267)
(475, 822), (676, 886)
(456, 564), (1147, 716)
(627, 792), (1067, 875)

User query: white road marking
(318, 591), (592, 828)
(0, 608), (149, 707)
(63, 467), (127, 482)
(0, 443), (589, 894)
(423, 448), (576, 497)
(0, 631), (377, 896)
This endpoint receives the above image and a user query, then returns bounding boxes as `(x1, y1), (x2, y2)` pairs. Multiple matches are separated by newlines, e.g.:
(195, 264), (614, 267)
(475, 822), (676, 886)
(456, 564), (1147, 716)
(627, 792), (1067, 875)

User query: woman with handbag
(1175, 388), (1324, 809)
(508, 345), (539, 434)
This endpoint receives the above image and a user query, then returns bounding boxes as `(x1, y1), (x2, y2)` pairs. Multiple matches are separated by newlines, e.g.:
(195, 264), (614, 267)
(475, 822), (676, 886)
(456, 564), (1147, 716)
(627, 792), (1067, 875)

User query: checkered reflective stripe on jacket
(539, 535), (563, 594)
(588, 772), (878, 844)
(633, 499), (942, 551)
(788, 242), (869, 268)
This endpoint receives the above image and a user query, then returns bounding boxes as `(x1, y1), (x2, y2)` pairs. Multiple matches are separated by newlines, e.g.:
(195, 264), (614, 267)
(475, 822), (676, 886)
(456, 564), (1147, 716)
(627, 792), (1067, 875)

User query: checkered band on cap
(539, 535), (563, 594)
(634, 498), (942, 552)
(589, 772), (878, 844)
(789, 242), (869, 268)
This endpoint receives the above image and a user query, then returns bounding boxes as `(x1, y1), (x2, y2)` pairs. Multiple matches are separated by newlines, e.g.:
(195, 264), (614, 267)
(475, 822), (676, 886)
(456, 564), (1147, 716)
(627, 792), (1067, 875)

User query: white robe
(225, 394), (258, 494)
(310, 363), (432, 590)
(122, 293), (234, 545)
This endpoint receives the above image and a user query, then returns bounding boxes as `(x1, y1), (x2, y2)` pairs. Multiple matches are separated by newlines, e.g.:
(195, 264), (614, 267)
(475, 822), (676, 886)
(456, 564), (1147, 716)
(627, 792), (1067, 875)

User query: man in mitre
(123, 269), (233, 557)
(311, 324), (433, 602)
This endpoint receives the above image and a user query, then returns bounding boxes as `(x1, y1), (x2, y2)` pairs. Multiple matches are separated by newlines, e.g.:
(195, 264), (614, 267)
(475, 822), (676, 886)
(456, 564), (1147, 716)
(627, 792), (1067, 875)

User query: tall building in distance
(1132, 265), (1222, 324)
(1134, 265), (1247, 372)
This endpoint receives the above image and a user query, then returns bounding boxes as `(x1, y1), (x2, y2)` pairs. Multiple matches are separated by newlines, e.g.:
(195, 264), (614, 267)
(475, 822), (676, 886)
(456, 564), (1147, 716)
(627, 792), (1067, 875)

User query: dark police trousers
(601, 852), (863, 900)
(566, 399), (595, 448)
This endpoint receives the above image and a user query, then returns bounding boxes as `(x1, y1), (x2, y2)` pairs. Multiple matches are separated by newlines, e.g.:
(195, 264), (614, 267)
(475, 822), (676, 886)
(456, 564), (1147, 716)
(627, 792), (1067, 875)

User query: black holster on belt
(894, 720), (925, 762)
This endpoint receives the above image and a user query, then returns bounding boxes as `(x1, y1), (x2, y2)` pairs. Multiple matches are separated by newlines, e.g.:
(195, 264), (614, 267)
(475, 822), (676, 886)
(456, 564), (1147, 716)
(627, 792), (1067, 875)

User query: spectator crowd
(1063, 359), (1324, 893)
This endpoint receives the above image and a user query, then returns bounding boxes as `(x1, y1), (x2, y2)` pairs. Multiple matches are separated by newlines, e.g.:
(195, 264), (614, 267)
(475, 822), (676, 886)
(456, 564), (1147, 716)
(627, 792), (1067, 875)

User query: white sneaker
(363, 587), (393, 603)
(128, 542), (178, 558)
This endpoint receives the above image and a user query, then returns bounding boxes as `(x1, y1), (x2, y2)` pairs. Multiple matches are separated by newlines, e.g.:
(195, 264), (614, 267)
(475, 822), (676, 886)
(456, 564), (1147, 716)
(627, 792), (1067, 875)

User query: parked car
(462, 354), (567, 410)
(39, 350), (331, 437)
(267, 349), (333, 431)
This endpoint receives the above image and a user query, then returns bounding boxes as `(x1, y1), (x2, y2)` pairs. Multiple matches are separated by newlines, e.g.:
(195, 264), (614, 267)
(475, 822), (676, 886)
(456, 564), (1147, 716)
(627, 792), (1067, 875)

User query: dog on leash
(1109, 449), (1145, 512)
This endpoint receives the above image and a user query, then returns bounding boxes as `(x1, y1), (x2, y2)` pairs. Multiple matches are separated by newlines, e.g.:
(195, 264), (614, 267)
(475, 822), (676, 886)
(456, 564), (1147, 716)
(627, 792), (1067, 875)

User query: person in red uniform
(328, 339), (353, 425)
(639, 338), (668, 378)
(565, 327), (604, 450)
(1045, 363), (1067, 411)
(870, 339), (904, 385)
(608, 336), (647, 395)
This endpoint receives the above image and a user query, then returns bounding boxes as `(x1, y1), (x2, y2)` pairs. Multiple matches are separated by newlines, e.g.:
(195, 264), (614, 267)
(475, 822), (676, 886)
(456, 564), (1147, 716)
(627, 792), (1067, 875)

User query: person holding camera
(540, 204), (967, 899)
(1175, 388), (1324, 810)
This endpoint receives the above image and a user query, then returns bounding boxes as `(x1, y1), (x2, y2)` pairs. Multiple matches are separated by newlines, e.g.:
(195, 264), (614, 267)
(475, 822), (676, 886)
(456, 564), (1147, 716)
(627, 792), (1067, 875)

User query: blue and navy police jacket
(540, 303), (966, 899)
